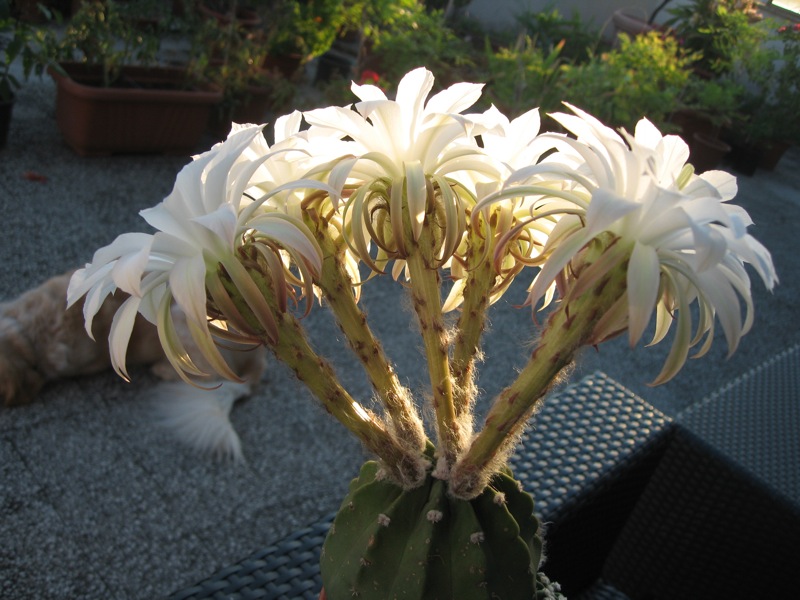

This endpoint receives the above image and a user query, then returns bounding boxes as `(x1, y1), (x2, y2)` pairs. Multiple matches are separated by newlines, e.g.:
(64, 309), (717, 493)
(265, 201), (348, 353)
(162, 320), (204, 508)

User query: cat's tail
(149, 380), (254, 463)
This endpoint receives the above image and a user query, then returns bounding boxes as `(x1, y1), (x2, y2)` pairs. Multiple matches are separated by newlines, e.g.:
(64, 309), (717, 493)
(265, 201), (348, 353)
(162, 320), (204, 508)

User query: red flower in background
(358, 70), (390, 93)
(359, 70), (381, 84)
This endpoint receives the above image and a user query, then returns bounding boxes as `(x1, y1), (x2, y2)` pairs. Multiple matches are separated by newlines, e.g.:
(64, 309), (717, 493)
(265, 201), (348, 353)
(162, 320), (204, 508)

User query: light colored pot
(611, 9), (655, 39)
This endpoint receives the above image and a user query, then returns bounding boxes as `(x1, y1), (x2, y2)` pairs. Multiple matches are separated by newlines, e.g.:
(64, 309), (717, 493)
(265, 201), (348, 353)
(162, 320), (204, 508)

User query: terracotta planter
(726, 140), (762, 176)
(0, 96), (13, 150)
(670, 109), (715, 142)
(50, 63), (222, 156)
(758, 140), (791, 171)
(689, 132), (731, 173)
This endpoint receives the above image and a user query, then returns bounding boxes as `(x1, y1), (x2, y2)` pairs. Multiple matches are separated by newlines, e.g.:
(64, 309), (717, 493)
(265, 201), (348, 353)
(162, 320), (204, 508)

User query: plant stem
(451, 213), (495, 421)
(406, 229), (461, 469)
(220, 260), (427, 488)
(450, 235), (630, 499)
(269, 308), (425, 487)
(312, 218), (428, 454)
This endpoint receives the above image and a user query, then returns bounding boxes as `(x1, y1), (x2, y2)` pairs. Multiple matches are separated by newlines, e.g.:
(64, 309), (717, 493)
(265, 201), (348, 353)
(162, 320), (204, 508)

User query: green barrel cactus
(321, 459), (554, 600)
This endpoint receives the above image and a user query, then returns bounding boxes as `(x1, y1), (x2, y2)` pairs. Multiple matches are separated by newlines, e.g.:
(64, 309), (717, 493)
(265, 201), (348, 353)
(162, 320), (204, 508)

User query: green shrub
(515, 4), (602, 63)
(363, 2), (474, 90)
(481, 35), (566, 117)
(558, 32), (694, 131)
(665, 0), (767, 76)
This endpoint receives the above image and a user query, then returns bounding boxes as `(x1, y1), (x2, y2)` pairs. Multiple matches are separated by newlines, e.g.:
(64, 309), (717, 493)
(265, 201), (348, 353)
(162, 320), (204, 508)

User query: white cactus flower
(68, 125), (330, 383)
(304, 67), (498, 272)
(501, 104), (777, 384)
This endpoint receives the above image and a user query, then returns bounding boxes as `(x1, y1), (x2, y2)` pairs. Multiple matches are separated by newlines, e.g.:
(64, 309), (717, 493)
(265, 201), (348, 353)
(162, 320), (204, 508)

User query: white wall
(463, 0), (680, 37)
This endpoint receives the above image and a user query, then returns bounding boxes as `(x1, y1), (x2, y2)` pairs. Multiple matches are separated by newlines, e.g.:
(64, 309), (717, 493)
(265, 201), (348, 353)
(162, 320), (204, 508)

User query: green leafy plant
(481, 35), (567, 117)
(732, 21), (800, 146)
(678, 76), (744, 131)
(262, 0), (348, 60)
(36, 0), (168, 87)
(766, 23), (800, 143)
(361, 2), (475, 89)
(1, 13), (29, 103)
(665, 0), (767, 76)
(339, 0), (406, 40)
(0, 0), (56, 103)
(515, 4), (602, 63)
(558, 32), (694, 131)
(186, 9), (294, 131)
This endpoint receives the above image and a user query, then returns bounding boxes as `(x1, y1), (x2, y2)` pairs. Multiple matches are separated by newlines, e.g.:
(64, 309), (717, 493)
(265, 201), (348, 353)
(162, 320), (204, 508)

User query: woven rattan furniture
(169, 372), (672, 599)
(507, 373), (672, 596)
(602, 344), (800, 599)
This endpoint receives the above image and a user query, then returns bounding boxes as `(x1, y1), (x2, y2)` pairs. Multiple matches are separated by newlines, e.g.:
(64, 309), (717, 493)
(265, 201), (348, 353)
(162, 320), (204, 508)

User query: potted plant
(195, 15), (295, 138)
(735, 22), (800, 171)
(716, 20), (794, 175)
(672, 77), (743, 136)
(664, 0), (766, 77)
(38, 0), (222, 155)
(357, 2), (475, 89)
(671, 76), (744, 171)
(515, 5), (601, 63)
(1, 9), (26, 148)
(480, 35), (566, 118)
(312, 0), (406, 84)
(261, 0), (348, 79)
(0, 3), (46, 148)
(67, 66), (776, 599)
(758, 22), (800, 169)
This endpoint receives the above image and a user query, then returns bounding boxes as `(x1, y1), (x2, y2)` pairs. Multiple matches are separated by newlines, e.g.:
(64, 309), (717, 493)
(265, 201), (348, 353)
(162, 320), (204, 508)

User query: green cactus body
(321, 460), (543, 600)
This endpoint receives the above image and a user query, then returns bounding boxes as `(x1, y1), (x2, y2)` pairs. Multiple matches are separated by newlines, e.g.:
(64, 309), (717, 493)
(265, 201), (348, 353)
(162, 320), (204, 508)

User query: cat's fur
(0, 271), (266, 461)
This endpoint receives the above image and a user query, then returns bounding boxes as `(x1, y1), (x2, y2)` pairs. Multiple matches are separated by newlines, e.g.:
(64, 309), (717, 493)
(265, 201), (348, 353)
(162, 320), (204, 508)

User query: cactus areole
(320, 457), (549, 600)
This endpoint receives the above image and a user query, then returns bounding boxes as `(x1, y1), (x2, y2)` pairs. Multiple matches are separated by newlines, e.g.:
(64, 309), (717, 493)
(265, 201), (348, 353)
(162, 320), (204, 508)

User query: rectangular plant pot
(50, 63), (222, 156)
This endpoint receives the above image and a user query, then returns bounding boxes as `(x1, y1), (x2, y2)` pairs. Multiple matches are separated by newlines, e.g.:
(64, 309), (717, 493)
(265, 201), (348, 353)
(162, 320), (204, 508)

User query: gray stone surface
(1, 70), (798, 599)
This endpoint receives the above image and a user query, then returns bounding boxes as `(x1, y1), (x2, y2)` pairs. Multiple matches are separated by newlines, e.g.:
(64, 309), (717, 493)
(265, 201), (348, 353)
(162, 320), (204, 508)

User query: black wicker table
(603, 343), (800, 599)
(169, 372), (671, 600)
